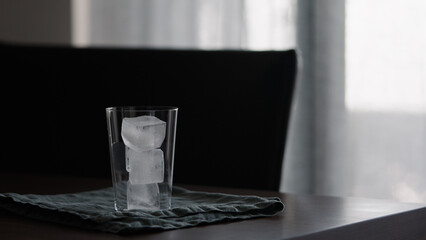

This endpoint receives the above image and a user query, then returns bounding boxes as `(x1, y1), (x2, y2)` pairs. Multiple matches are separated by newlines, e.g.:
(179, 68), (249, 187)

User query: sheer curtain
(71, 0), (296, 50)
(282, 0), (426, 203)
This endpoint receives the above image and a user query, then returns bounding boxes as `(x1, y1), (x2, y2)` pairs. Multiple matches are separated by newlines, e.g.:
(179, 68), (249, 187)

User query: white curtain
(282, 0), (426, 203)
(71, 0), (296, 50)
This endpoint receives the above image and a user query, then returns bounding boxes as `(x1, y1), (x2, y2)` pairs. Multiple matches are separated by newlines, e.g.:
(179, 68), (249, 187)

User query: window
(345, 0), (426, 202)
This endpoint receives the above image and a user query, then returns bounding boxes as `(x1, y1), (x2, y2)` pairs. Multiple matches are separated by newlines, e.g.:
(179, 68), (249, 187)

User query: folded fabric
(0, 186), (284, 234)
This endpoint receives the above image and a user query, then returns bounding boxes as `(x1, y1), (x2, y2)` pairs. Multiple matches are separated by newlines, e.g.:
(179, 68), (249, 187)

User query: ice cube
(127, 182), (160, 210)
(121, 115), (166, 151)
(127, 148), (164, 184)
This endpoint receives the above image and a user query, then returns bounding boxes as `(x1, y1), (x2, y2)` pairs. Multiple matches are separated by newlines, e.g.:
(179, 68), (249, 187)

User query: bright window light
(345, 0), (426, 113)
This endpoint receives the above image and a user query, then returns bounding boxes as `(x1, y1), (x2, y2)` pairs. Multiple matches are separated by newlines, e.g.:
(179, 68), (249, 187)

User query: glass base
(113, 181), (172, 212)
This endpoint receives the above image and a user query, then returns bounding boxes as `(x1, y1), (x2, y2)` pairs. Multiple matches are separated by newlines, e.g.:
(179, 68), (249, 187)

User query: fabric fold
(0, 186), (284, 234)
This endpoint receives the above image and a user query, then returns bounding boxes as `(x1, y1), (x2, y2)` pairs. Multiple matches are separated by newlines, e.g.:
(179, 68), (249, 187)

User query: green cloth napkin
(0, 186), (284, 234)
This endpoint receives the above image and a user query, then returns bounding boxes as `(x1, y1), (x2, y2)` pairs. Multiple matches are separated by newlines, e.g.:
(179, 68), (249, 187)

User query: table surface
(1, 173), (426, 240)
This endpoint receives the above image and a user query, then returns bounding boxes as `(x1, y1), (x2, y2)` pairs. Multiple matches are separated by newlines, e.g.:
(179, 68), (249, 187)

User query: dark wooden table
(1, 173), (425, 240)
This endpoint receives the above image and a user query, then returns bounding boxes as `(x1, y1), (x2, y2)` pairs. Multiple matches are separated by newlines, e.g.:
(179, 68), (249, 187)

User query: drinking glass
(106, 106), (178, 211)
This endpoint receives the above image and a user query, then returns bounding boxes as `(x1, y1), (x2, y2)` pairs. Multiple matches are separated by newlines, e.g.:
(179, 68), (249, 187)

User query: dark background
(1, 43), (297, 190)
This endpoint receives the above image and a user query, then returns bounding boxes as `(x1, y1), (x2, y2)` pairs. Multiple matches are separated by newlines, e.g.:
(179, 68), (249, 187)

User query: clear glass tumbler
(106, 106), (178, 211)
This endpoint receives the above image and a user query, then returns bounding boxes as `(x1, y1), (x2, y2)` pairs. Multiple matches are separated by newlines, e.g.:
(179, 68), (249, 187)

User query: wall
(0, 0), (71, 45)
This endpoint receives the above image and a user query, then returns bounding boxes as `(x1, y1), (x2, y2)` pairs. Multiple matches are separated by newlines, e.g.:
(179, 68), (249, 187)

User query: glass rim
(106, 106), (178, 112)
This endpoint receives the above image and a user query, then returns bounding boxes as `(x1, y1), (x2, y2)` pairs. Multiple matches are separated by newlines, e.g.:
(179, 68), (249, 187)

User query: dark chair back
(1, 43), (297, 191)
